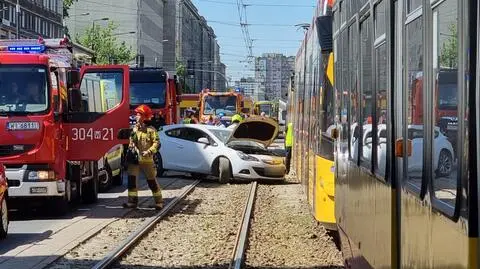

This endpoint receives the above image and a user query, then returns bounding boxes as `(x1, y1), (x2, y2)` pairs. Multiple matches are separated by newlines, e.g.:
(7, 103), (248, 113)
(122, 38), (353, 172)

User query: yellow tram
(290, 0), (336, 231)
(293, 0), (480, 268)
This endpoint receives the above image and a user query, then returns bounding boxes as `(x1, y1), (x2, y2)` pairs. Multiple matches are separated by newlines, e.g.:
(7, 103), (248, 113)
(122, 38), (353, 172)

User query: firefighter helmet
(134, 104), (153, 120)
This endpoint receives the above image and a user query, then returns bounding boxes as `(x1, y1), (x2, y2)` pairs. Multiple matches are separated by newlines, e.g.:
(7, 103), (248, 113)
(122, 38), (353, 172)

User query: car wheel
(0, 198), (8, 239)
(82, 163), (99, 204)
(218, 157), (231, 184)
(99, 164), (112, 192)
(437, 149), (452, 177)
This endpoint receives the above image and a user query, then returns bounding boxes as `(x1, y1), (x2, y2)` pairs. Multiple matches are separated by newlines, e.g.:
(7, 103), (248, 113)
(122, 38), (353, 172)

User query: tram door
(395, 0), (467, 267)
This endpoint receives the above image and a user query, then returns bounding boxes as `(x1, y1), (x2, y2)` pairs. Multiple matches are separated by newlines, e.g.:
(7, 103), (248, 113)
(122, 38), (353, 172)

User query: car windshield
(258, 104), (272, 116)
(438, 83), (457, 109)
(203, 95), (237, 116)
(0, 66), (49, 114)
(209, 129), (232, 143)
(130, 81), (167, 109)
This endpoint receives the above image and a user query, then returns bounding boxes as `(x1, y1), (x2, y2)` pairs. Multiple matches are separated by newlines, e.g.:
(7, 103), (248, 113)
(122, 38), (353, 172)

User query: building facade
(0, 0), (63, 39)
(255, 53), (295, 101)
(170, 0), (225, 92)
(65, 0), (165, 68)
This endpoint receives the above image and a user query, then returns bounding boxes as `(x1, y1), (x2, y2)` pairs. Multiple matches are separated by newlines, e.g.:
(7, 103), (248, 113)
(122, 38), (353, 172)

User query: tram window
(374, 1), (386, 39)
(359, 17), (373, 169)
(375, 42), (388, 177)
(349, 22), (359, 161)
(340, 2), (346, 25)
(404, 17), (423, 189)
(406, 0), (422, 13)
(431, 0), (458, 212)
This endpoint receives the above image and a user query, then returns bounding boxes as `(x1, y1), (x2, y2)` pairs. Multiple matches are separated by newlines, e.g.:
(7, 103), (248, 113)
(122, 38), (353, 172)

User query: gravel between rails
(46, 178), (196, 269)
(114, 182), (250, 269)
(245, 176), (344, 269)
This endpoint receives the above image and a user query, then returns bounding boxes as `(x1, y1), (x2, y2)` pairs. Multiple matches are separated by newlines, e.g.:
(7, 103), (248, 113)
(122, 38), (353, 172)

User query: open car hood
(226, 117), (279, 147)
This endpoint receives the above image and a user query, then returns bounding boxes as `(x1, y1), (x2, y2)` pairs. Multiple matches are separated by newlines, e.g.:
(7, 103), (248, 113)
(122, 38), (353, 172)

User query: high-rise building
(170, 0), (225, 92)
(234, 77), (258, 99)
(255, 53), (295, 101)
(65, 0), (166, 68)
(0, 0), (64, 39)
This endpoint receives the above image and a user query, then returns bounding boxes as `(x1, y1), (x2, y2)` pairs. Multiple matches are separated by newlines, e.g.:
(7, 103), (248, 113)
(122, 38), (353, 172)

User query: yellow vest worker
(124, 104), (163, 209)
(285, 122), (293, 148)
(285, 122), (293, 174)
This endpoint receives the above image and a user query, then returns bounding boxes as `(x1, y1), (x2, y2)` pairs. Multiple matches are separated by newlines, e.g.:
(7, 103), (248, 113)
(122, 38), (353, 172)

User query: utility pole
(16, 0), (20, 38)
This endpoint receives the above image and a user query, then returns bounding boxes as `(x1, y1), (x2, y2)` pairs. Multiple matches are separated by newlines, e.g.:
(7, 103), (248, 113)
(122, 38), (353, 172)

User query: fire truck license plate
(7, 121), (40, 130)
(30, 187), (47, 194)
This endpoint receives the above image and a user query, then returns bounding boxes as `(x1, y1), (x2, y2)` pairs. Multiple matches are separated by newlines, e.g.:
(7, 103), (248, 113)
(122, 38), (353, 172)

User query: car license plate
(7, 121), (40, 131)
(30, 187), (47, 194)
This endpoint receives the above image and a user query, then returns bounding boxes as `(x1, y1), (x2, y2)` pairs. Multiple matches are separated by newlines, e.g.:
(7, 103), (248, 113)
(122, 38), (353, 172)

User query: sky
(190, 0), (318, 83)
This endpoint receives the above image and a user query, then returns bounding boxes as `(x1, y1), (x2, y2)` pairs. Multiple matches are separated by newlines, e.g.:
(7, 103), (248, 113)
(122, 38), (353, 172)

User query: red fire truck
(0, 38), (131, 214)
(129, 68), (181, 127)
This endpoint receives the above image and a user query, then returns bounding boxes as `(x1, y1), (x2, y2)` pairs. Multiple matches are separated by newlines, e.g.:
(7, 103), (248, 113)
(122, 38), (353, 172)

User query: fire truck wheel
(82, 163), (99, 204)
(0, 198), (8, 239)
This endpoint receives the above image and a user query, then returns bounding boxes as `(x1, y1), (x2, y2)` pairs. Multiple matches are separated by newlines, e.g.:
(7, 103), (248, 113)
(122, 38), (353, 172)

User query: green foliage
(63, 0), (77, 18)
(439, 23), (458, 68)
(176, 61), (193, 93)
(75, 21), (135, 65)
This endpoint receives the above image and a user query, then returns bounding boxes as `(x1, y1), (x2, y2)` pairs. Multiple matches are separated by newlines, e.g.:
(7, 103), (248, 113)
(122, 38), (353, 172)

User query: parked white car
(157, 118), (286, 182)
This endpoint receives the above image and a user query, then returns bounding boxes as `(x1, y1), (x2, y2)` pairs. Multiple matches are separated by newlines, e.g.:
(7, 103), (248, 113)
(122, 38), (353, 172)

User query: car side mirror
(68, 88), (82, 112)
(197, 137), (210, 145)
(66, 70), (80, 89)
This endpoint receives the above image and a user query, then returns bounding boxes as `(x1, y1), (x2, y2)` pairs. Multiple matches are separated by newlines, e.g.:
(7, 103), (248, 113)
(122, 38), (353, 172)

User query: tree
(63, 0), (77, 18)
(75, 21), (135, 65)
(176, 61), (193, 93)
(439, 23), (457, 68)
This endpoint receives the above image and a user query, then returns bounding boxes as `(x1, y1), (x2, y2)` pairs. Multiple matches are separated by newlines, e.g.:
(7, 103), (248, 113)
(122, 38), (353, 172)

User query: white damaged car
(157, 118), (286, 182)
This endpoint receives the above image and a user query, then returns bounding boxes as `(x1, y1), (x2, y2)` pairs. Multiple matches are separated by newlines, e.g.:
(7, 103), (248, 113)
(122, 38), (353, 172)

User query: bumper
(233, 163), (286, 180)
(6, 166), (65, 197)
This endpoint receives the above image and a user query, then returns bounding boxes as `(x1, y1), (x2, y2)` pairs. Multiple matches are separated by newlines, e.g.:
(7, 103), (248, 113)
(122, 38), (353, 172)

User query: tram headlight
(237, 151), (259, 162)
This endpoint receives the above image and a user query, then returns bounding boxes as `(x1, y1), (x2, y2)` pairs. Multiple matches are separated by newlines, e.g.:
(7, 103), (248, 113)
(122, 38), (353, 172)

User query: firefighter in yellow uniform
(123, 104), (163, 209)
(285, 122), (293, 174)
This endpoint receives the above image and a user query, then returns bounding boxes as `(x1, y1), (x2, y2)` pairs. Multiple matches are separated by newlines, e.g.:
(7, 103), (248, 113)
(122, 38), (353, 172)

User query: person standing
(124, 104), (163, 209)
(227, 114), (243, 130)
(285, 121), (293, 174)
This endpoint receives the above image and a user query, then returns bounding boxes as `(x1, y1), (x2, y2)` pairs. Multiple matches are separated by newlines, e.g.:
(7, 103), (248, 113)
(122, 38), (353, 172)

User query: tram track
(91, 180), (200, 269)
(44, 178), (199, 269)
(229, 181), (257, 269)
(92, 182), (256, 269)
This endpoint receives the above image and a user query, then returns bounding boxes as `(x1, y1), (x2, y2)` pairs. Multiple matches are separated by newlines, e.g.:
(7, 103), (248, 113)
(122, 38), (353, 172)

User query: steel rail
(91, 180), (200, 269)
(229, 181), (258, 269)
